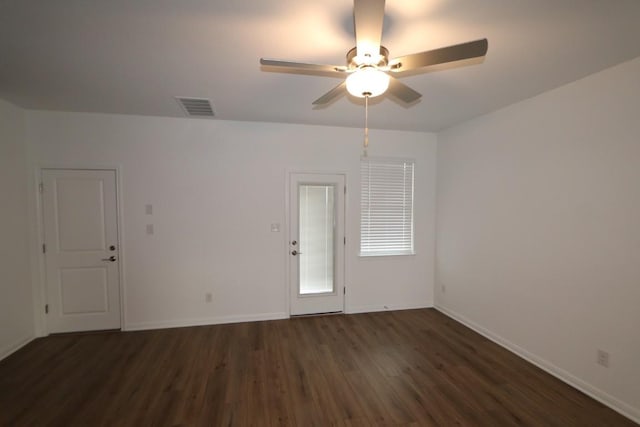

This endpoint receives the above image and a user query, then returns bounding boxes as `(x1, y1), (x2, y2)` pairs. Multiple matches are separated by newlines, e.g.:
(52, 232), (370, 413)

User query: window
(360, 157), (415, 256)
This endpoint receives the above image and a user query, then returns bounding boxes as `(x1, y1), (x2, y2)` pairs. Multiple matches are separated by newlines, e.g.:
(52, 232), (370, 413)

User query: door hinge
(344, 236), (346, 245)
(39, 183), (43, 193)
(42, 243), (46, 254)
(45, 304), (49, 314)
(344, 186), (347, 194)
(343, 287), (346, 295)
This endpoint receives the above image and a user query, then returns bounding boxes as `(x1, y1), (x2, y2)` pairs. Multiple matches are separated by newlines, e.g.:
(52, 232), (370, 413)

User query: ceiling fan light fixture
(346, 66), (390, 98)
(261, 1), (488, 107)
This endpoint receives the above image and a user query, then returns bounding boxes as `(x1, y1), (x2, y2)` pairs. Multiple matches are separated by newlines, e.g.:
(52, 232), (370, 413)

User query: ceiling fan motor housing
(347, 46), (389, 69)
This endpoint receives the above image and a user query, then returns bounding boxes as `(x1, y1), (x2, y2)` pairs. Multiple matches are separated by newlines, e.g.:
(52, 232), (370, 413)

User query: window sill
(358, 252), (416, 258)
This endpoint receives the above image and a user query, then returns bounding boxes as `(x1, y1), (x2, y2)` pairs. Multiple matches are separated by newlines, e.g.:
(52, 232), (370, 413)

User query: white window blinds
(360, 157), (415, 256)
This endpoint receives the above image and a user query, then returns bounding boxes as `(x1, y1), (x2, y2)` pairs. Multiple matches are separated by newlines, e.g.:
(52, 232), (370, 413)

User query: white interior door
(289, 173), (345, 315)
(42, 169), (121, 333)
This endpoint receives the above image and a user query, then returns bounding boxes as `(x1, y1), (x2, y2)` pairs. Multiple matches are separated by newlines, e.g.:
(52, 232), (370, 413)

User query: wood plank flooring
(0, 309), (636, 426)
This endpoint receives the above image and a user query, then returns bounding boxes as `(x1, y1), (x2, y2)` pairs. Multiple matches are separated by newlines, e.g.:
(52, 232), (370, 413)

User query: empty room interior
(1, 0), (639, 425)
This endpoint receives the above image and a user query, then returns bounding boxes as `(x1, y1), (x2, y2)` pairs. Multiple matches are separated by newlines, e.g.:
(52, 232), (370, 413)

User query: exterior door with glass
(289, 173), (345, 315)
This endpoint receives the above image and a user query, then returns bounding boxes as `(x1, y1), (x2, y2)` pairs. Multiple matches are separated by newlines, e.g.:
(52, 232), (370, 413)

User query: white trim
(342, 173), (350, 314)
(347, 302), (431, 314)
(125, 312), (288, 331)
(114, 166), (127, 331)
(32, 167), (47, 337)
(284, 170), (291, 316)
(435, 304), (640, 425)
(0, 334), (34, 362)
(358, 251), (416, 258)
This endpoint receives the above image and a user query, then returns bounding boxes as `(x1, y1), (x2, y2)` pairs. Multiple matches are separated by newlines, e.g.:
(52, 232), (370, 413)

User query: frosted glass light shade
(346, 67), (390, 98)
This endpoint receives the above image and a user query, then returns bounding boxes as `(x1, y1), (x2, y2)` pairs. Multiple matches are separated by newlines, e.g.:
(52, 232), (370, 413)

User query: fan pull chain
(363, 95), (369, 157)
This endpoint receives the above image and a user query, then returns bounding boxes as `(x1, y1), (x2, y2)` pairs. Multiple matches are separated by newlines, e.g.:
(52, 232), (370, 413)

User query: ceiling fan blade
(312, 81), (347, 106)
(389, 38), (488, 73)
(260, 58), (347, 74)
(353, 0), (385, 58)
(387, 77), (422, 104)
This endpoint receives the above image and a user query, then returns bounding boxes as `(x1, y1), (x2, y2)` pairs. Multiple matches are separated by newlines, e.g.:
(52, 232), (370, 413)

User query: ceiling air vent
(176, 97), (215, 118)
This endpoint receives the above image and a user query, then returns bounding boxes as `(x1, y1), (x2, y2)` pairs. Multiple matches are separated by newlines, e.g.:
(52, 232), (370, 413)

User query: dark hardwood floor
(0, 308), (635, 426)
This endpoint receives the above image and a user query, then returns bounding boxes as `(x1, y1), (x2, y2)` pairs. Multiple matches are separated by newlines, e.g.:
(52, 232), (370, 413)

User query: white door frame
(285, 170), (347, 316)
(35, 166), (126, 335)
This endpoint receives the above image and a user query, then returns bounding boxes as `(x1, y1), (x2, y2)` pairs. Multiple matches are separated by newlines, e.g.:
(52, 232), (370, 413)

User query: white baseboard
(0, 334), (35, 362)
(124, 312), (288, 331)
(126, 305), (436, 331)
(347, 302), (432, 315)
(435, 304), (640, 424)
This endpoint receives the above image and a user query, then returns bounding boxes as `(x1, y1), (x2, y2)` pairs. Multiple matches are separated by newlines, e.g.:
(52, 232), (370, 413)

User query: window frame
(359, 156), (415, 257)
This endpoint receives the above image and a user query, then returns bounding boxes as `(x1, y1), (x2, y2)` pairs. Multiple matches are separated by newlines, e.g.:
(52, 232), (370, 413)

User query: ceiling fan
(260, 0), (488, 106)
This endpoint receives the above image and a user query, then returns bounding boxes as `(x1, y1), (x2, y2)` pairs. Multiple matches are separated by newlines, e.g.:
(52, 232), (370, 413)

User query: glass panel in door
(289, 172), (344, 316)
(298, 184), (335, 295)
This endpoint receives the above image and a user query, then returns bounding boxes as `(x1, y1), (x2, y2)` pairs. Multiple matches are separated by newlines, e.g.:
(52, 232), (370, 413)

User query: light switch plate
(271, 223), (280, 232)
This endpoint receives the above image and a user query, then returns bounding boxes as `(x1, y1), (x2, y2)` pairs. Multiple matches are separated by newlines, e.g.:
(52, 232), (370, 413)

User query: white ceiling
(1, 0), (640, 132)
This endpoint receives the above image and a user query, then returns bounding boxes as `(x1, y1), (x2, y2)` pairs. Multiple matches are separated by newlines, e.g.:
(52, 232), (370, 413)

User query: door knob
(291, 250), (302, 256)
(101, 256), (117, 262)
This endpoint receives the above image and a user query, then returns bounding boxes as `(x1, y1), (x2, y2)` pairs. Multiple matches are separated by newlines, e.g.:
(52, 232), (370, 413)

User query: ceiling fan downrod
(363, 95), (369, 157)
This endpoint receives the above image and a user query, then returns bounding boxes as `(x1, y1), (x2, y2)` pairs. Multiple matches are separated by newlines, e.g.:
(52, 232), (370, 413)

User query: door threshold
(290, 311), (344, 318)
(49, 329), (121, 337)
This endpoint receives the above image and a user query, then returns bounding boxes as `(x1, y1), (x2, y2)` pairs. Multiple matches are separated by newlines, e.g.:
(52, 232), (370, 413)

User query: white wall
(436, 57), (640, 421)
(0, 99), (34, 360)
(26, 113), (437, 330)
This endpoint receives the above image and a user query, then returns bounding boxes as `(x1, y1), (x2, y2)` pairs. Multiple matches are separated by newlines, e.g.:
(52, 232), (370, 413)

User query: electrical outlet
(597, 349), (609, 367)
(205, 293), (213, 303)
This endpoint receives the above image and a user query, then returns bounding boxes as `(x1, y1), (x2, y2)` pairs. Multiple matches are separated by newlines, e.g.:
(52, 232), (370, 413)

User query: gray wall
(436, 57), (640, 420)
(0, 99), (33, 359)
